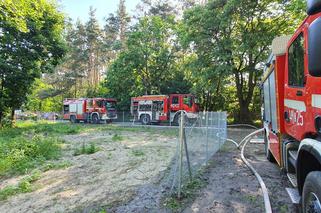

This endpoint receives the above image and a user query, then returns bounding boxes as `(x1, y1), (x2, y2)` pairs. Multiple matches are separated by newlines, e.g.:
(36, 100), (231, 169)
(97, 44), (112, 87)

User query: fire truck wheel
(92, 114), (100, 124)
(302, 171), (321, 213)
(140, 114), (150, 125)
(70, 115), (76, 123)
(264, 131), (275, 163)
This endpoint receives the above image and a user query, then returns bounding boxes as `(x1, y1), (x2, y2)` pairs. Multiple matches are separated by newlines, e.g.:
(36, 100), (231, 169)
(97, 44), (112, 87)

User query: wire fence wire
(160, 111), (227, 198)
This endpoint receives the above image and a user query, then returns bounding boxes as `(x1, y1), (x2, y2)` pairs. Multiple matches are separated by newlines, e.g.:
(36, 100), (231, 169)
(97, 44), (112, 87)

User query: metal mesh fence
(161, 111), (227, 198)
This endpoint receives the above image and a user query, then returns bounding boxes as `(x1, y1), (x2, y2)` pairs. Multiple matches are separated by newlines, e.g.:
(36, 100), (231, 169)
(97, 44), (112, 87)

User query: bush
(0, 170), (41, 200)
(0, 135), (62, 177)
(73, 143), (99, 156)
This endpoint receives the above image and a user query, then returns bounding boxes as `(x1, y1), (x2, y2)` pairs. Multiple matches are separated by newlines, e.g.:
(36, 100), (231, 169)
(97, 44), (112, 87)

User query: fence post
(183, 128), (192, 181)
(123, 111), (125, 126)
(178, 112), (184, 199)
(206, 111), (209, 163)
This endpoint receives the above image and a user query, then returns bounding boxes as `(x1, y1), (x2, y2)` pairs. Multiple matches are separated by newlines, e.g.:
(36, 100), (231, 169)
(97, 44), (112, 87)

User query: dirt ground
(0, 129), (177, 213)
(184, 128), (299, 213)
(0, 127), (300, 213)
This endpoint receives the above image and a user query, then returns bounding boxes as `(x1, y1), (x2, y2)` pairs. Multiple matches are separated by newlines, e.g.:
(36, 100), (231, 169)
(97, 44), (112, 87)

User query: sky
(58, 0), (141, 26)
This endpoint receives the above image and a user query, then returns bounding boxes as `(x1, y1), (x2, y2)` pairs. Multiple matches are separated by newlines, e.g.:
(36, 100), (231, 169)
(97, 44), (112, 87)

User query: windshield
(105, 101), (116, 110)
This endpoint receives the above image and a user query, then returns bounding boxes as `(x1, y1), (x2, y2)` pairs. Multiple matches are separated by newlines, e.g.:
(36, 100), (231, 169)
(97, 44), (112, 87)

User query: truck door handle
(296, 90), (303, 96)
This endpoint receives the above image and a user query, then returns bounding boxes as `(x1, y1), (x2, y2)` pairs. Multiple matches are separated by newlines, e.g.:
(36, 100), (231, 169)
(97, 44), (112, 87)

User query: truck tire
(302, 171), (321, 213)
(92, 114), (99, 124)
(70, 115), (76, 123)
(140, 114), (150, 125)
(176, 113), (188, 127)
(264, 131), (275, 163)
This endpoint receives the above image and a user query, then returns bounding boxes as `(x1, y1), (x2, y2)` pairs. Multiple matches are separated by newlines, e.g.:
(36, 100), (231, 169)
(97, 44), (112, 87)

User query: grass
(163, 176), (207, 212)
(131, 149), (145, 157)
(0, 170), (41, 200)
(73, 143), (100, 156)
(111, 134), (123, 142)
(42, 161), (72, 172)
(0, 134), (63, 177)
(0, 120), (175, 178)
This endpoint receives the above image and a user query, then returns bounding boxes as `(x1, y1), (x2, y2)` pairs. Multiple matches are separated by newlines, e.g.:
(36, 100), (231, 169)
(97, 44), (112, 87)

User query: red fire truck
(262, 1), (321, 211)
(131, 94), (199, 125)
(63, 98), (117, 124)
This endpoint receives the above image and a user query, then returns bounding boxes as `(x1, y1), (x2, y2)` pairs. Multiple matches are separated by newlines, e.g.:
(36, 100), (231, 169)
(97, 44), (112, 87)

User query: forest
(0, 0), (307, 126)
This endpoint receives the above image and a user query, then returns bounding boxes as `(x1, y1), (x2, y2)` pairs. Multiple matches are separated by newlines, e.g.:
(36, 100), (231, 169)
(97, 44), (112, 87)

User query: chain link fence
(159, 111), (228, 198)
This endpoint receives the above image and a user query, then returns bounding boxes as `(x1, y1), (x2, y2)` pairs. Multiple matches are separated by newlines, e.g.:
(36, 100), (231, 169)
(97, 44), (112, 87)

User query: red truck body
(262, 1), (321, 209)
(131, 94), (199, 124)
(63, 98), (117, 124)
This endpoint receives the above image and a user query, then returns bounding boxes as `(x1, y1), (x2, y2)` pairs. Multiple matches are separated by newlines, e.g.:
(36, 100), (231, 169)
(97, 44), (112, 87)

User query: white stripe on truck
(312, 94), (321, 109)
(284, 99), (306, 112)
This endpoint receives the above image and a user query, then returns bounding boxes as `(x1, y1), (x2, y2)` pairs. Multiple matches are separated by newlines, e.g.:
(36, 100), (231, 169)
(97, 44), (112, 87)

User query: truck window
(183, 96), (193, 107)
(63, 105), (69, 113)
(288, 33), (305, 87)
(106, 101), (116, 110)
(96, 100), (104, 108)
(87, 100), (93, 108)
(172, 96), (179, 104)
(139, 104), (152, 112)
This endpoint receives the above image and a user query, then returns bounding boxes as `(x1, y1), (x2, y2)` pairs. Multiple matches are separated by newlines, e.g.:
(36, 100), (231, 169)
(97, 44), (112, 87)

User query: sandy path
(184, 128), (298, 213)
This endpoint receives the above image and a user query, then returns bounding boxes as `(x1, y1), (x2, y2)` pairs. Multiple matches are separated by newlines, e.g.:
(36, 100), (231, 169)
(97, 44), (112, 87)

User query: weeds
(131, 149), (145, 157)
(42, 161), (72, 172)
(0, 170), (41, 200)
(0, 135), (63, 177)
(111, 134), (123, 142)
(73, 143), (100, 156)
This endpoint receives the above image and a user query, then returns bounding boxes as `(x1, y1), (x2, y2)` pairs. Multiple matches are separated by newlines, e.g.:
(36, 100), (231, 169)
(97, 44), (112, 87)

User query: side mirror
(309, 17), (321, 76)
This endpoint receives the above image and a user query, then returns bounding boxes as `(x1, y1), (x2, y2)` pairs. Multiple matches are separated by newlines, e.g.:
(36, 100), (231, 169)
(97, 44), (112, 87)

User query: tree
(134, 0), (176, 20)
(105, 15), (191, 109)
(180, 0), (306, 123)
(117, 0), (131, 43)
(0, 0), (66, 125)
(86, 6), (104, 90)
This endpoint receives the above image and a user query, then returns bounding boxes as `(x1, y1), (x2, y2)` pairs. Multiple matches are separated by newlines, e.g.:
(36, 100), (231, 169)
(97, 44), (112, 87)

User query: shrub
(73, 143), (99, 156)
(0, 135), (62, 177)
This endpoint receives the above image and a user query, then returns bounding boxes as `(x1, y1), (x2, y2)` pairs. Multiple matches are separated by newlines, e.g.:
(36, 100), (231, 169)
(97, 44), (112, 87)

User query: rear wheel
(302, 171), (321, 213)
(92, 114), (100, 124)
(70, 115), (76, 123)
(140, 114), (150, 125)
(264, 131), (275, 163)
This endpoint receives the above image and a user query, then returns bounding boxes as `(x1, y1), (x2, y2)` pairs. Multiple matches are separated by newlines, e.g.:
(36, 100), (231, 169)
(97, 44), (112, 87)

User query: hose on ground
(240, 128), (272, 213)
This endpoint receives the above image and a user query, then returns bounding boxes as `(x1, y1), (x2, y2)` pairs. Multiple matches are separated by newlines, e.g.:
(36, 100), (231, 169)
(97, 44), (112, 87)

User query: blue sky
(58, 0), (141, 25)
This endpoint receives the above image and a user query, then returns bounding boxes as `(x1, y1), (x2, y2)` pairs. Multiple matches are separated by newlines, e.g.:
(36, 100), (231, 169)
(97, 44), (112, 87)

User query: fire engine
(262, 1), (321, 211)
(130, 94), (199, 125)
(63, 98), (117, 124)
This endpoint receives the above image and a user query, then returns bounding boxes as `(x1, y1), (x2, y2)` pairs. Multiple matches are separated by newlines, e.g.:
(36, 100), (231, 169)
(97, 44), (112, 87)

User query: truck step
(250, 138), (264, 144)
(286, 187), (301, 204)
(287, 173), (298, 188)
(289, 150), (298, 161)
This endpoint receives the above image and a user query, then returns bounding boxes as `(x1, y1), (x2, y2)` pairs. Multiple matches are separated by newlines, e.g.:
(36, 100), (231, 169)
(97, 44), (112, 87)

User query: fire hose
(218, 127), (272, 213)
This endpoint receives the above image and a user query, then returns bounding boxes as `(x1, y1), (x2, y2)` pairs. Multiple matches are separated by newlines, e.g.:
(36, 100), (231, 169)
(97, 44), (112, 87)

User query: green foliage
(73, 143), (99, 156)
(25, 79), (62, 112)
(112, 134), (124, 142)
(179, 0), (306, 122)
(105, 15), (192, 110)
(0, 0), (67, 125)
(131, 149), (145, 157)
(0, 170), (41, 200)
(0, 135), (62, 176)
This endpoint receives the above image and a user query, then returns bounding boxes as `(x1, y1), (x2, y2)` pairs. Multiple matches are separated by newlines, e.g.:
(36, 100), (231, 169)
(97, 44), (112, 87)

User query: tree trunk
(0, 111), (2, 128)
(238, 102), (252, 124)
(11, 108), (15, 127)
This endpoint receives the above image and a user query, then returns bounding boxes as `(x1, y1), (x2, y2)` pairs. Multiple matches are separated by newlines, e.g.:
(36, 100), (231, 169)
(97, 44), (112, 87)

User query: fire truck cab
(63, 98), (117, 124)
(131, 94), (199, 125)
(262, 1), (321, 211)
